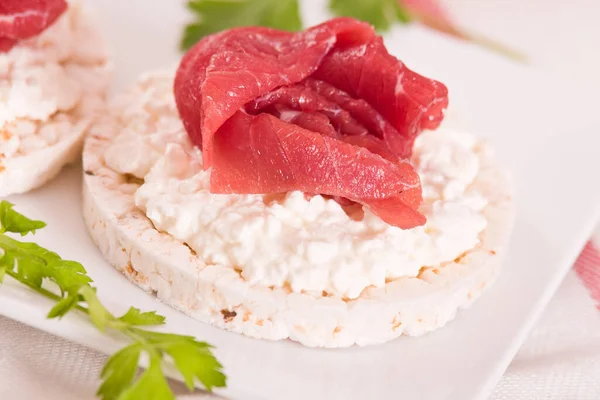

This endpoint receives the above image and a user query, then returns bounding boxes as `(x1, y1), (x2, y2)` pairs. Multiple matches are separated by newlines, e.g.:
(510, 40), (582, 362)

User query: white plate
(2, 1), (600, 399)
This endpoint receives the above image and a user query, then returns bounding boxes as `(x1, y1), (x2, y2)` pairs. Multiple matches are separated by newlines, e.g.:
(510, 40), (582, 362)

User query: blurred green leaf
(181, 0), (302, 50)
(329, 0), (412, 31)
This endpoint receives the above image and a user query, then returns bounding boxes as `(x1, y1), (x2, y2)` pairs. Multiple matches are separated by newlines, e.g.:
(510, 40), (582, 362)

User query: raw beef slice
(0, 0), (67, 52)
(174, 18), (448, 229)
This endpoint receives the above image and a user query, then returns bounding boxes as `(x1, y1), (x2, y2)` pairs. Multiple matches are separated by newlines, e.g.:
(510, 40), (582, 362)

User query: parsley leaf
(0, 202), (227, 399)
(0, 235), (92, 293)
(0, 201), (46, 235)
(119, 354), (175, 400)
(165, 342), (226, 391)
(181, 0), (302, 50)
(47, 293), (81, 318)
(49, 259), (93, 294)
(0, 236), (55, 288)
(329, 0), (412, 32)
(97, 343), (142, 400)
(131, 329), (226, 391)
(129, 329), (209, 345)
(118, 307), (166, 326)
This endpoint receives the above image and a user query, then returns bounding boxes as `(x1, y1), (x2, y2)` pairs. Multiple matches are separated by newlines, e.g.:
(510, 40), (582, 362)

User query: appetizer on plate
(0, 0), (110, 196)
(83, 18), (514, 347)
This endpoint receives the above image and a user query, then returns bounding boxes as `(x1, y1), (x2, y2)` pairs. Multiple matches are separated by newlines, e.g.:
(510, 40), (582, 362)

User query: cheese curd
(0, 0), (109, 160)
(105, 72), (490, 299)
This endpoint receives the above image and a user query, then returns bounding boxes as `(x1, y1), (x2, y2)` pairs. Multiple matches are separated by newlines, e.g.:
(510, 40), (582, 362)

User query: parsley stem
(0, 201), (227, 397)
(123, 326), (149, 345)
(5, 269), (89, 314)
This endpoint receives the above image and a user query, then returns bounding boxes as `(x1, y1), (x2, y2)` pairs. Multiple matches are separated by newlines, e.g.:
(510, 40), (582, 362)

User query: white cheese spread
(104, 72), (489, 300)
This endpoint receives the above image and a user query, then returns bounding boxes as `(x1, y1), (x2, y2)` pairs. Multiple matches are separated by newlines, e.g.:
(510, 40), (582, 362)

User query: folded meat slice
(212, 111), (425, 229)
(0, 0), (67, 52)
(174, 18), (448, 229)
(312, 36), (449, 158)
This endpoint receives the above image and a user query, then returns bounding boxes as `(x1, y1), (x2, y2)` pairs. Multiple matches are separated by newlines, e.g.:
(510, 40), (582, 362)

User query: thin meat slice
(174, 18), (448, 229)
(275, 109), (341, 139)
(212, 111), (424, 229)
(312, 35), (448, 158)
(302, 78), (401, 142)
(247, 82), (373, 139)
(0, 37), (13, 52)
(247, 82), (401, 162)
(0, 0), (68, 52)
(175, 18), (375, 167)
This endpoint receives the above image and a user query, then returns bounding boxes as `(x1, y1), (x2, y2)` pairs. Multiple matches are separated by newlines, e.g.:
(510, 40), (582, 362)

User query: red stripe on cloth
(574, 241), (600, 309)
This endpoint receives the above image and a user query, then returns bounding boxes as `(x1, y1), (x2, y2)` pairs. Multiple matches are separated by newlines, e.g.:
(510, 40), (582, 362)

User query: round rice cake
(83, 70), (515, 347)
(0, 0), (110, 196)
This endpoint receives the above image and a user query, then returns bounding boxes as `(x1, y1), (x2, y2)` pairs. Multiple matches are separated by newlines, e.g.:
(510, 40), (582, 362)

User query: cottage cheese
(104, 72), (489, 299)
(0, 0), (109, 161)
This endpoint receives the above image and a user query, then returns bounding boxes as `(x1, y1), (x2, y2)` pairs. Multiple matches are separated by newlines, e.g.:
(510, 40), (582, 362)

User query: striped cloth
(491, 241), (600, 399)
(575, 242), (600, 310)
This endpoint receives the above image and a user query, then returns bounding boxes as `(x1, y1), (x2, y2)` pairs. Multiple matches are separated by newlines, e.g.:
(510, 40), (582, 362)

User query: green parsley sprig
(181, 0), (526, 62)
(0, 201), (226, 400)
(329, 0), (412, 32)
(181, 0), (302, 50)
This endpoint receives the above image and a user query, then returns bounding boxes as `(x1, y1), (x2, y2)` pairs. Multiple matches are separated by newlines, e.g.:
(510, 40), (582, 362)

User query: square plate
(2, 1), (600, 399)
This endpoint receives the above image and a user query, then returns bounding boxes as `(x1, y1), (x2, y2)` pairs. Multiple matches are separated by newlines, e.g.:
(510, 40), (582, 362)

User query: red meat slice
(212, 111), (425, 229)
(176, 18), (375, 168)
(174, 18), (448, 229)
(312, 36), (449, 158)
(0, 0), (67, 52)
